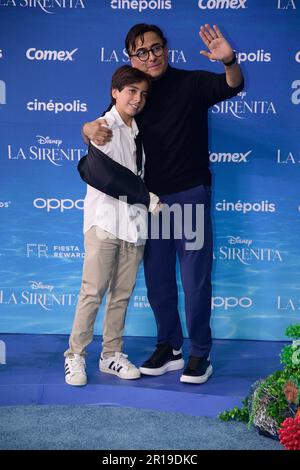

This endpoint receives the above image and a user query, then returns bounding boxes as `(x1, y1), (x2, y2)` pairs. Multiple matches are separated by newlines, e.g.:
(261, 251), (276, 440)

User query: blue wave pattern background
(0, 0), (299, 340)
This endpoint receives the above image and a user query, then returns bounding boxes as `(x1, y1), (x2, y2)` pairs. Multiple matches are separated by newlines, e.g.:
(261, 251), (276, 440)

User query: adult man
(82, 23), (244, 384)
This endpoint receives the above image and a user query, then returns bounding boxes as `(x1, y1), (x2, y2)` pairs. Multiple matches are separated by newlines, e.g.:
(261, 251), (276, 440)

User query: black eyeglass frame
(129, 44), (165, 62)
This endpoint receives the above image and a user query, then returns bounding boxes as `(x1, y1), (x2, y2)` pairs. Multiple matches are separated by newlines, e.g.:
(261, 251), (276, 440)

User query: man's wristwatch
(223, 52), (237, 67)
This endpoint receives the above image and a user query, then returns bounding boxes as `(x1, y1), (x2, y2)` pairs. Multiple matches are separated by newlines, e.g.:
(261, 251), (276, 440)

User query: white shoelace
(69, 354), (85, 373)
(113, 352), (134, 370)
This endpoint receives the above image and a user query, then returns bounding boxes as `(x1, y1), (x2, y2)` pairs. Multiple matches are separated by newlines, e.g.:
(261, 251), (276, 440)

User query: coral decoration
(283, 380), (299, 405)
(279, 416), (300, 450)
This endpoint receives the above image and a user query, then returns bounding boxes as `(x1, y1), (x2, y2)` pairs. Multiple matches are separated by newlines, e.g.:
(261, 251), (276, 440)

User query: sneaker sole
(65, 375), (87, 386)
(180, 365), (213, 384)
(139, 358), (185, 376)
(100, 365), (141, 380)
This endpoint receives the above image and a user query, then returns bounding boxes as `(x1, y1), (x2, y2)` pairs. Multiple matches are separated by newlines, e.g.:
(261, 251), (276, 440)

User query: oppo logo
(212, 296), (252, 310)
(198, 0), (246, 9)
(33, 198), (84, 212)
(26, 48), (78, 61)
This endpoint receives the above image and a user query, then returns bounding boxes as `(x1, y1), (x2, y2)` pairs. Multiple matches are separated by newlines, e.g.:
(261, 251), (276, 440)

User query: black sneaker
(180, 356), (213, 384)
(139, 342), (184, 376)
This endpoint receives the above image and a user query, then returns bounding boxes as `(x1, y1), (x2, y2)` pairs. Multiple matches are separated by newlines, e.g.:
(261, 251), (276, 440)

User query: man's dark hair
(125, 23), (167, 53)
(111, 65), (151, 104)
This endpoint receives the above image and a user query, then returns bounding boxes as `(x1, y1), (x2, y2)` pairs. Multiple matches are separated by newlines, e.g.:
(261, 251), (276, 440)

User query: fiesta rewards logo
(26, 48), (78, 61)
(27, 99), (87, 113)
(110, 0), (172, 11)
(26, 244), (84, 259)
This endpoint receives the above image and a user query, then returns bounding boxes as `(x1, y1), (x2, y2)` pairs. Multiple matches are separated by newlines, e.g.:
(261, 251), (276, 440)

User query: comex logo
(0, 340), (6, 365)
(110, 0), (172, 11)
(33, 198), (84, 212)
(26, 48), (78, 61)
(198, 0), (247, 9)
(0, 80), (6, 105)
(209, 150), (252, 163)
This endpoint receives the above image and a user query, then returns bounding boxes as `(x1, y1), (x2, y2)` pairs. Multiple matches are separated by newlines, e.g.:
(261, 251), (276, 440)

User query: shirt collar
(109, 105), (139, 138)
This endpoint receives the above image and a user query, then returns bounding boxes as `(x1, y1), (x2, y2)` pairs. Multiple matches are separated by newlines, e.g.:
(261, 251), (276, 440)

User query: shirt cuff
(149, 192), (160, 213)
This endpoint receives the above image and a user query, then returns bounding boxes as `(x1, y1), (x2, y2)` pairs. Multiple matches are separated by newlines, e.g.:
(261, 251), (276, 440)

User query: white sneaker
(65, 354), (87, 386)
(99, 352), (141, 380)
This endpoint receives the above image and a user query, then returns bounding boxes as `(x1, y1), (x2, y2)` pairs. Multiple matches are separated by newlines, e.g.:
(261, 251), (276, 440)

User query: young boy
(64, 65), (159, 386)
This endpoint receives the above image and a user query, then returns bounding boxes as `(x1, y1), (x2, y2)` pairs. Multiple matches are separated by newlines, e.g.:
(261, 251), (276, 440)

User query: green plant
(218, 398), (249, 423)
(219, 324), (300, 435)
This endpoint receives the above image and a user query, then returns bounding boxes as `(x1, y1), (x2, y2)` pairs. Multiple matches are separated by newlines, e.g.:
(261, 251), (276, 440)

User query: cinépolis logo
(110, 0), (172, 12)
(0, 0), (85, 14)
(27, 99), (87, 114)
(215, 200), (276, 213)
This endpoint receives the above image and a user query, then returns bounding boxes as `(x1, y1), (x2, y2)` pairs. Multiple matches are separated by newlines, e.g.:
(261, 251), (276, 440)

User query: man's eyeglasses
(130, 44), (165, 62)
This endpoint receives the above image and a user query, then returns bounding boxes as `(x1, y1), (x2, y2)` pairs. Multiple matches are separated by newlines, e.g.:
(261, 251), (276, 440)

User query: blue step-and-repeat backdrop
(0, 1), (299, 340)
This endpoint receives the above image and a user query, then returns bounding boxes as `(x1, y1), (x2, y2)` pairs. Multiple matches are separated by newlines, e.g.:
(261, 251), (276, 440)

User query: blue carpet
(0, 334), (286, 418)
(0, 405), (283, 450)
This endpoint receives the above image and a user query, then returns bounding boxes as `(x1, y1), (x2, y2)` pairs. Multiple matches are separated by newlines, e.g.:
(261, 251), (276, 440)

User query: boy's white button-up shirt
(83, 106), (147, 245)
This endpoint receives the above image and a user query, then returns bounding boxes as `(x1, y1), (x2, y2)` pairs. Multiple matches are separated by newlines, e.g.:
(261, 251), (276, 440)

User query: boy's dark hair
(111, 65), (151, 104)
(125, 23), (167, 53)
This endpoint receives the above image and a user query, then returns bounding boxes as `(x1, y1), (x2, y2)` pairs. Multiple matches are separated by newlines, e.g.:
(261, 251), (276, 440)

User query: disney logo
(36, 135), (62, 147)
(30, 281), (54, 292)
(227, 236), (252, 247)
